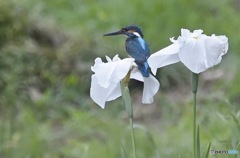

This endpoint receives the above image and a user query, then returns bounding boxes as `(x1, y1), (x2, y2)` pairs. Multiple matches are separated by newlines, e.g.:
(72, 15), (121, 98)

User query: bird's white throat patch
(133, 32), (141, 37)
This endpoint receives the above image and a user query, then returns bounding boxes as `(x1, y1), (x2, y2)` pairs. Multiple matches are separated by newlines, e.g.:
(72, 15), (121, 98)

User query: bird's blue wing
(125, 38), (150, 63)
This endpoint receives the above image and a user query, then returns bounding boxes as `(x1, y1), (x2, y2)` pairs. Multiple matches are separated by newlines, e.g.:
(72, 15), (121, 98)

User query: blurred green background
(0, 0), (239, 157)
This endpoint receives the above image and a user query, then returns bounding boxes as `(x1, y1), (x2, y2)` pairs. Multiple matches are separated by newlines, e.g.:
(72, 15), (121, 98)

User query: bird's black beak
(103, 30), (124, 36)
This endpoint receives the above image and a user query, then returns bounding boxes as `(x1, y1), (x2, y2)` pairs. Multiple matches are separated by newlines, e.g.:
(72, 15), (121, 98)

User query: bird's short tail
(136, 61), (150, 77)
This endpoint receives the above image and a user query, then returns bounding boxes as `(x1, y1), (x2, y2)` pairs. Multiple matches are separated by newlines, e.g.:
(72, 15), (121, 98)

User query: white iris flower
(148, 29), (229, 74)
(90, 55), (160, 108)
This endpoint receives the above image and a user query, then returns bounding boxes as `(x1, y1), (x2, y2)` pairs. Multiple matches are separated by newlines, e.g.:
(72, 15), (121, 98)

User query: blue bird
(103, 25), (150, 77)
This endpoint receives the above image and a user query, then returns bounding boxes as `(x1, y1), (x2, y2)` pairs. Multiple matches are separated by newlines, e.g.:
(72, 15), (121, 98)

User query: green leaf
(133, 124), (160, 158)
(120, 82), (133, 119)
(204, 142), (211, 158)
(231, 113), (240, 132)
(121, 144), (128, 158)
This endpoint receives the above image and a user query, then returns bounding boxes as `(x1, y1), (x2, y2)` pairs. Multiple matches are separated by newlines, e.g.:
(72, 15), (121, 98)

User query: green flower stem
(193, 92), (197, 158)
(129, 117), (136, 158)
(197, 125), (200, 158)
(191, 72), (199, 158)
(120, 71), (136, 158)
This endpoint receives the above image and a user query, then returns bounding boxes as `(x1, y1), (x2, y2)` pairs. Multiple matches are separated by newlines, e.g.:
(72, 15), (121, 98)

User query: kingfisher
(103, 25), (150, 78)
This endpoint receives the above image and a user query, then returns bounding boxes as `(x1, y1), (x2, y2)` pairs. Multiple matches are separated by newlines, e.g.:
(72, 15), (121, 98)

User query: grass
(0, 0), (240, 157)
(1, 94), (239, 157)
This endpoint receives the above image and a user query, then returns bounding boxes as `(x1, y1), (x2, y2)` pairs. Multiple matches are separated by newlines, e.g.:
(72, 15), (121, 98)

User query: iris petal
(90, 75), (121, 109)
(178, 34), (208, 73)
(92, 57), (134, 88)
(130, 69), (160, 104)
(148, 43), (180, 75)
(142, 75), (160, 104)
(130, 67), (144, 82)
(204, 35), (228, 68)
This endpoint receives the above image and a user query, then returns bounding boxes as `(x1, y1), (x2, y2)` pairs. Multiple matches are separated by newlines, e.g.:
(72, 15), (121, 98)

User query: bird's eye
(122, 28), (127, 32)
